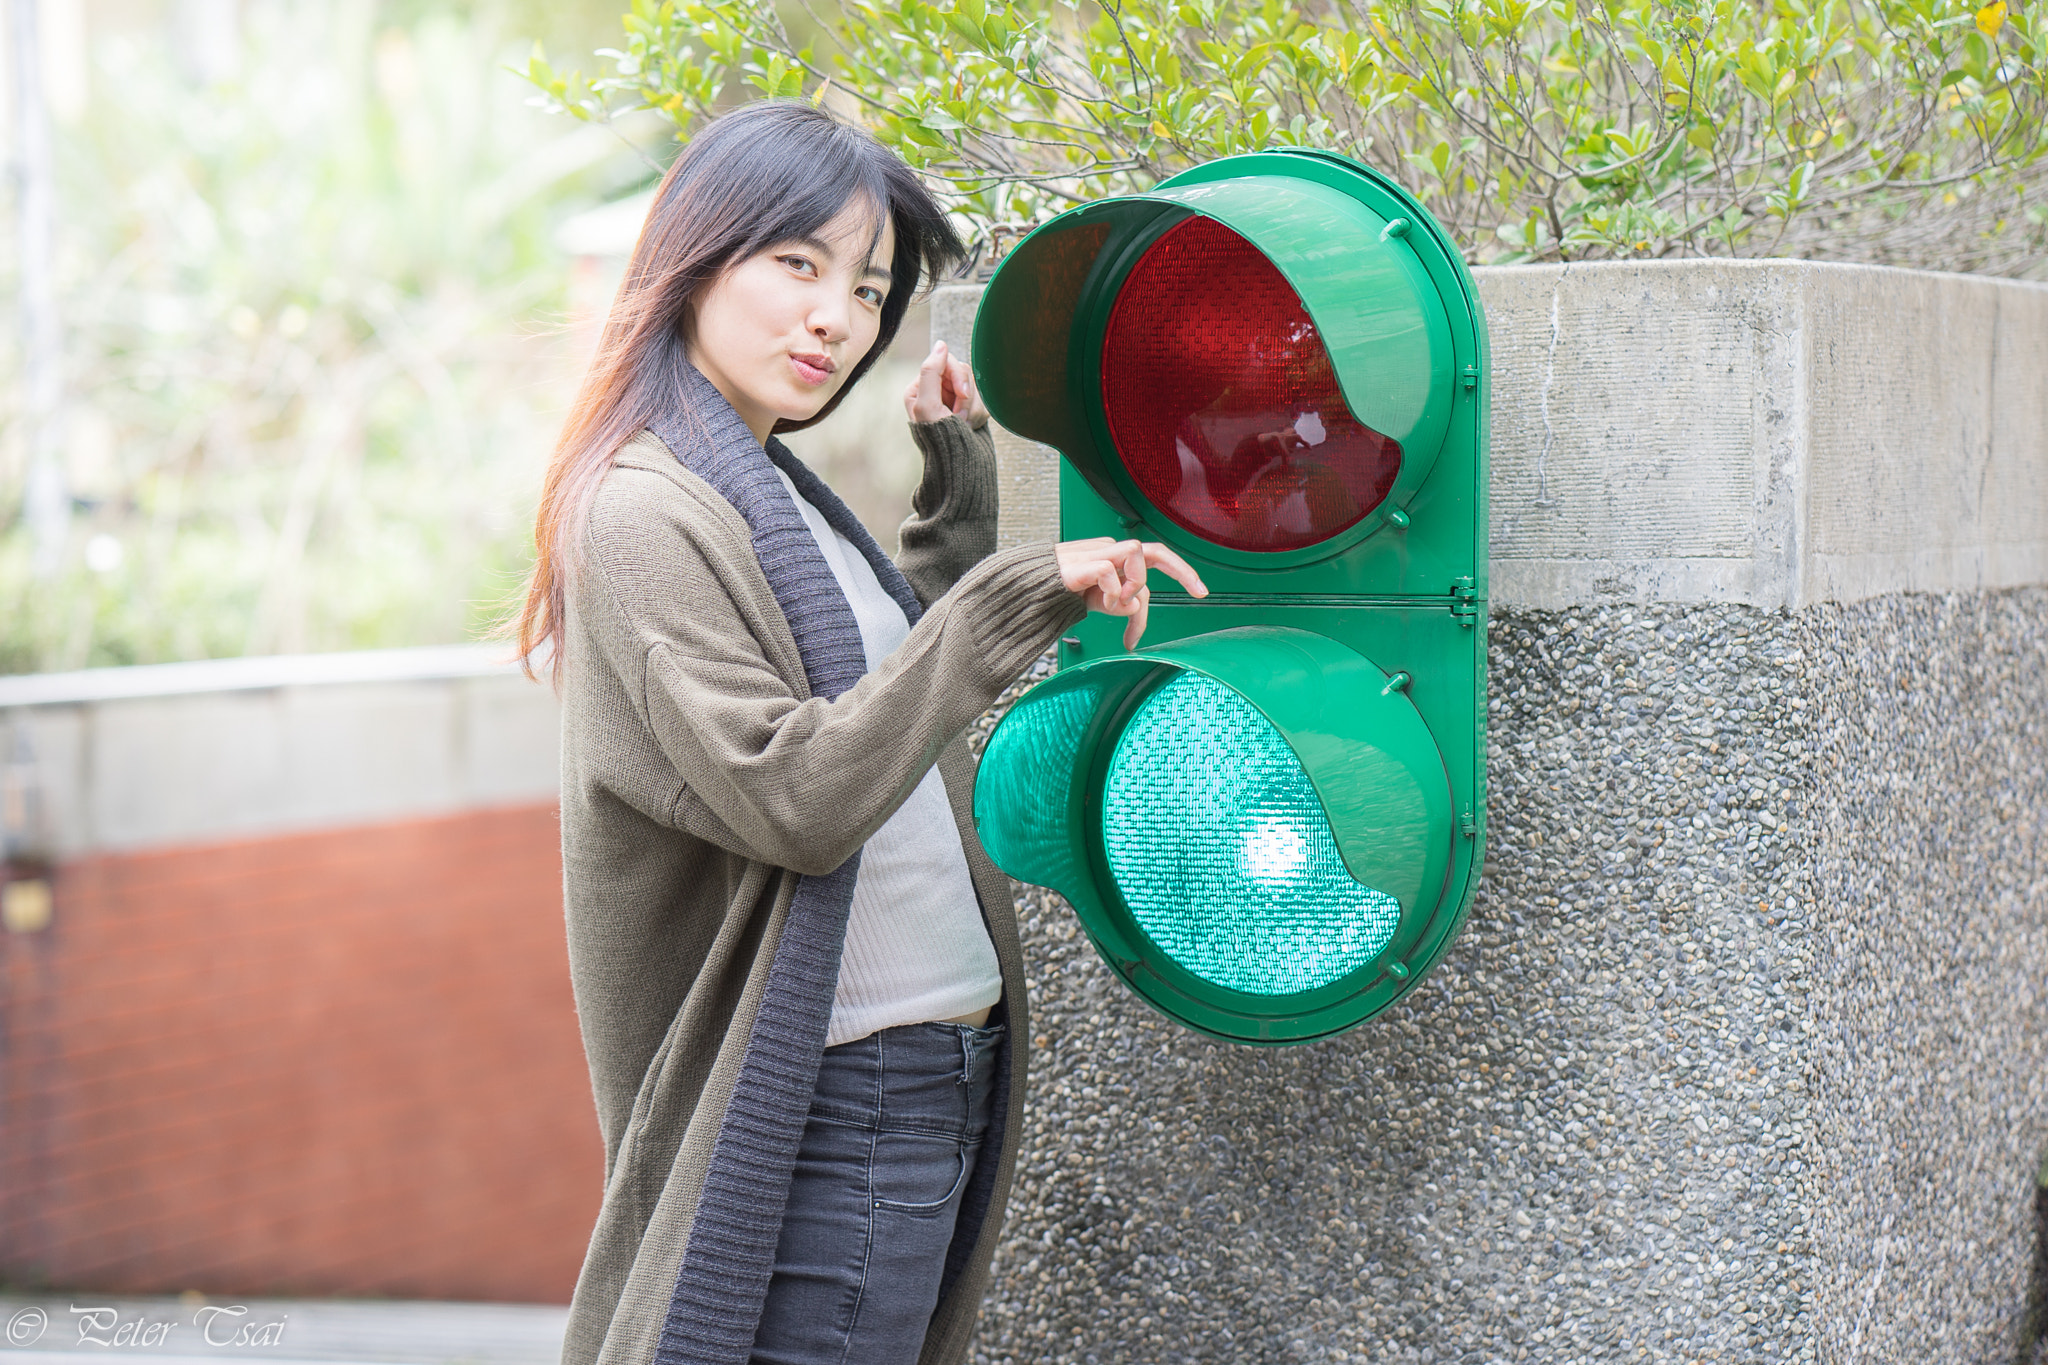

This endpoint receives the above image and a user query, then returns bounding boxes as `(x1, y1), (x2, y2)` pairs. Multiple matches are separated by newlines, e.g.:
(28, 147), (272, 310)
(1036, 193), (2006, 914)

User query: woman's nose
(809, 302), (851, 345)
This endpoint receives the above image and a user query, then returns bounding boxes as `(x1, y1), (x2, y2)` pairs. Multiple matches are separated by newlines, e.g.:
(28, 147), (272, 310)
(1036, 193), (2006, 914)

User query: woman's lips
(789, 353), (835, 386)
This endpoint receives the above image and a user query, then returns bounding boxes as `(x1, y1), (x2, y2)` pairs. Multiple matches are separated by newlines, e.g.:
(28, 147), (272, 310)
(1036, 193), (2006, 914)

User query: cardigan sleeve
(895, 413), (1001, 607)
(578, 464), (1085, 877)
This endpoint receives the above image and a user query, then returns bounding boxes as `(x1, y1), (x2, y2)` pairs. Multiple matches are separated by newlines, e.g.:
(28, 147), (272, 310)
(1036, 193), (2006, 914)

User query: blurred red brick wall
(0, 803), (600, 1302)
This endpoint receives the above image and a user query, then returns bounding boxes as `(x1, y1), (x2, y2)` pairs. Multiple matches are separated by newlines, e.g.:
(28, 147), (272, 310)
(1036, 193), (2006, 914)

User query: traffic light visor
(974, 161), (1457, 559)
(974, 628), (1454, 1035)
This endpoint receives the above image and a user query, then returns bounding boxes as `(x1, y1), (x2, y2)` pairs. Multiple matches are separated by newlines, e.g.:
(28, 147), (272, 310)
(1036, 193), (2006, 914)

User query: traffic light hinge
(1451, 577), (1480, 627)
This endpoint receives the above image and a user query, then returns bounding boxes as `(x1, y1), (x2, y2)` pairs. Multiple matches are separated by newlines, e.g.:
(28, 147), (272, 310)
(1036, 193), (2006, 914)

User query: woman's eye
(856, 285), (885, 306)
(780, 255), (817, 276)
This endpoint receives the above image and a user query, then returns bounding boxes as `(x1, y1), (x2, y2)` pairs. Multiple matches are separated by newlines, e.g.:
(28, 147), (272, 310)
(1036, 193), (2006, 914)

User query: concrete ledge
(2, 645), (558, 858)
(0, 643), (528, 707)
(936, 259), (2048, 608)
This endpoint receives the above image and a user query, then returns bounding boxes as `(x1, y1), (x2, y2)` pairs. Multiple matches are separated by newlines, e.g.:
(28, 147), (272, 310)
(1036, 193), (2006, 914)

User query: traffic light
(969, 149), (1488, 1045)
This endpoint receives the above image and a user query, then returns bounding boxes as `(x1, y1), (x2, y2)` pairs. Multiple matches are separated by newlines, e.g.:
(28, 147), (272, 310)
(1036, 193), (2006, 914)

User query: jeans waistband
(810, 1020), (1003, 1137)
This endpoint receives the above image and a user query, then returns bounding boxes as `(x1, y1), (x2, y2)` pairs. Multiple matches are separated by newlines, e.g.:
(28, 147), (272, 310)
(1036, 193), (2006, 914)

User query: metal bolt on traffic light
(969, 149), (1489, 1045)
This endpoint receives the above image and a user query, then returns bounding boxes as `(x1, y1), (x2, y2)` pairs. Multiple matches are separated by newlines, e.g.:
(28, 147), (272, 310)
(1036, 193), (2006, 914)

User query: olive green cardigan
(555, 413), (1085, 1365)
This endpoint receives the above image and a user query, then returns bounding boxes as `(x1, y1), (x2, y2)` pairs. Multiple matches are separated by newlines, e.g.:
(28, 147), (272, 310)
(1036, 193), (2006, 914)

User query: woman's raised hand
(1054, 537), (1208, 650)
(903, 340), (988, 427)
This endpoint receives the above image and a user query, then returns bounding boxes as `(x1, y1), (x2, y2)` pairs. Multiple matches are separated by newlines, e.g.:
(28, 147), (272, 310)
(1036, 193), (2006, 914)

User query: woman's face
(686, 199), (897, 444)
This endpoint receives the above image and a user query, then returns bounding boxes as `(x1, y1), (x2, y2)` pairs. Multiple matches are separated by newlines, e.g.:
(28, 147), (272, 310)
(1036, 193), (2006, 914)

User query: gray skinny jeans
(747, 1019), (1004, 1365)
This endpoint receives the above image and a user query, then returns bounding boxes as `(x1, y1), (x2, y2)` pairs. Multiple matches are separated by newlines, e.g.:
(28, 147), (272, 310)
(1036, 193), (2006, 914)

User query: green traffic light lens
(971, 627), (1463, 1041)
(1101, 671), (1401, 996)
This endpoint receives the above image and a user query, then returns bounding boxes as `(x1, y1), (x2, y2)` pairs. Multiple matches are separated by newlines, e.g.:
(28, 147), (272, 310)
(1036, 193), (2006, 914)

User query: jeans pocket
(869, 1131), (972, 1218)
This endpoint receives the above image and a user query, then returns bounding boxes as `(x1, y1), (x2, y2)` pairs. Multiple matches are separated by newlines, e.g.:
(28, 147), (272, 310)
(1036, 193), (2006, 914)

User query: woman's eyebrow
(781, 233), (891, 286)
(780, 233), (835, 261)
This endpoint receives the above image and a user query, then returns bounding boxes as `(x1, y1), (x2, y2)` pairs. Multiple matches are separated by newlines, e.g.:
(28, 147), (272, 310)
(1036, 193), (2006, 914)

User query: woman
(513, 102), (1203, 1365)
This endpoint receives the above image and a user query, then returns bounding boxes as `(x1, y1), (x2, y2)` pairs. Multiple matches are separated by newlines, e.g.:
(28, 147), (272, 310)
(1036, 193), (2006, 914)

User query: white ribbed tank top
(772, 466), (1004, 1047)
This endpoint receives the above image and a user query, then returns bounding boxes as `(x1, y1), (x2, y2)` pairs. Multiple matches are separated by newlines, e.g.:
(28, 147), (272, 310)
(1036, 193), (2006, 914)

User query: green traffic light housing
(970, 149), (1489, 1045)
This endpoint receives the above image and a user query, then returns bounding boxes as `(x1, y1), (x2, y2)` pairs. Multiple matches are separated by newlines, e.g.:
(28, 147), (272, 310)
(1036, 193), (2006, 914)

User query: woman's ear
(675, 262), (724, 351)
(675, 294), (702, 357)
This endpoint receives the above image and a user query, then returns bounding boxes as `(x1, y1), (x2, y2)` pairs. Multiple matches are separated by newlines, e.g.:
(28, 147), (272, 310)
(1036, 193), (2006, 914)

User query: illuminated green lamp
(970, 149), (1490, 1045)
(976, 627), (1452, 1043)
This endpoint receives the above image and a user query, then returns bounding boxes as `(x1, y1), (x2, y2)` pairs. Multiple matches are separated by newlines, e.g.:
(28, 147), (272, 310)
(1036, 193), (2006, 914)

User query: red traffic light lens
(1100, 215), (1402, 552)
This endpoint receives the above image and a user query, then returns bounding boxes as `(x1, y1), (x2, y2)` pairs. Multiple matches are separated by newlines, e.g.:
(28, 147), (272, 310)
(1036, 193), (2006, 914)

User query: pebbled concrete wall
(937, 262), (2048, 1364)
(1803, 591), (2048, 1365)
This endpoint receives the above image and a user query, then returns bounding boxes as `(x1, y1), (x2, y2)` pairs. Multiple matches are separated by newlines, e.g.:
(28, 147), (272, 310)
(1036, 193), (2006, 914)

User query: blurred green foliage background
(0, 0), (659, 673)
(0, 0), (930, 676)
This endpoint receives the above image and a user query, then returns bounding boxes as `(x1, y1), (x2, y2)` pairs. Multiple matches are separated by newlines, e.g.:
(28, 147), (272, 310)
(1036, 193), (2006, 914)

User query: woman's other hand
(904, 340), (988, 427)
(1055, 537), (1209, 650)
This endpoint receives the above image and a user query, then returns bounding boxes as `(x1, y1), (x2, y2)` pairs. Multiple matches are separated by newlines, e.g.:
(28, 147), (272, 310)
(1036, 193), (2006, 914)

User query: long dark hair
(512, 101), (965, 679)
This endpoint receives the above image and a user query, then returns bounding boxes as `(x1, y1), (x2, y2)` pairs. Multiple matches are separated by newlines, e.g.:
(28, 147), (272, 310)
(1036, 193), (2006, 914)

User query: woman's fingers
(1054, 538), (1140, 596)
(944, 356), (973, 401)
(1141, 541), (1209, 598)
(1112, 540), (1152, 647)
(1119, 540), (1147, 607)
(1092, 564), (1124, 613)
(1122, 585), (1151, 649)
(1052, 537), (1205, 646)
(944, 355), (987, 423)
(1051, 535), (1204, 649)
(906, 342), (990, 425)
(1065, 547), (1122, 605)
(1062, 536), (1127, 556)
(1084, 560), (1128, 612)
(905, 341), (951, 423)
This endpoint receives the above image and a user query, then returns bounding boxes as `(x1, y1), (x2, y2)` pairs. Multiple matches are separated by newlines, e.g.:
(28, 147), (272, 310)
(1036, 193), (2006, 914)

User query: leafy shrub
(532, 0), (2047, 274)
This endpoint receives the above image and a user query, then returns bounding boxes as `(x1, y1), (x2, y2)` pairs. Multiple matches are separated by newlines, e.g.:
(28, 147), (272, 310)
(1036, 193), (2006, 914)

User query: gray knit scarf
(645, 361), (1006, 1364)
